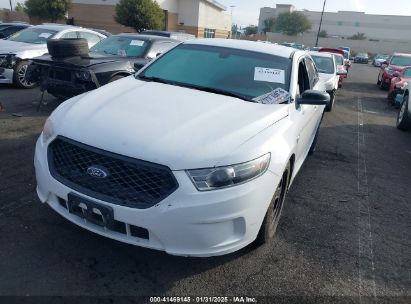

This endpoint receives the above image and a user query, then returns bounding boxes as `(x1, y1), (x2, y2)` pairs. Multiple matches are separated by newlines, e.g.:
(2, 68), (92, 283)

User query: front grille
(48, 136), (178, 209)
(48, 68), (72, 81)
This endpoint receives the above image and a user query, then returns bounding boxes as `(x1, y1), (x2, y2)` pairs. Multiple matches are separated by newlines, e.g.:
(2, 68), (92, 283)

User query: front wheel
(255, 163), (290, 245)
(13, 61), (37, 89)
(397, 94), (411, 131)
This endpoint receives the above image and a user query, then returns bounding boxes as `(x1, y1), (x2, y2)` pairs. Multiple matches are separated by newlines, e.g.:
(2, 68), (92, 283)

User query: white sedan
(310, 51), (347, 111)
(34, 39), (329, 257)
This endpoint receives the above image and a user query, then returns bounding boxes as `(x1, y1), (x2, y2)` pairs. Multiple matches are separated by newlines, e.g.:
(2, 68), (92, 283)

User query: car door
(294, 56), (323, 162)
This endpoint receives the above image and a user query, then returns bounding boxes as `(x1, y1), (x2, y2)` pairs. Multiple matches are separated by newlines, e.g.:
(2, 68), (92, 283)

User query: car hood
(33, 53), (134, 68)
(0, 39), (47, 58)
(55, 77), (289, 170)
(388, 65), (407, 72)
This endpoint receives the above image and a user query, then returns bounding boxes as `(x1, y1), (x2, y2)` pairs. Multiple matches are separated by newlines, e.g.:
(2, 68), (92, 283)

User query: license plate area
(67, 193), (114, 228)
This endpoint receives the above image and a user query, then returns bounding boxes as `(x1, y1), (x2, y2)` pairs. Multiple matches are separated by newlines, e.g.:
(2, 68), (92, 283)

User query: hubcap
(268, 171), (287, 236)
(17, 64), (33, 87)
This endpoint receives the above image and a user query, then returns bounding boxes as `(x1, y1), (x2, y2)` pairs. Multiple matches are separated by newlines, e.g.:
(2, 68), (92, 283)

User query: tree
(115, 0), (164, 33)
(25, 0), (71, 22)
(348, 32), (367, 40)
(275, 12), (312, 36)
(263, 17), (276, 34)
(318, 30), (328, 38)
(244, 25), (258, 36)
(15, 2), (26, 13)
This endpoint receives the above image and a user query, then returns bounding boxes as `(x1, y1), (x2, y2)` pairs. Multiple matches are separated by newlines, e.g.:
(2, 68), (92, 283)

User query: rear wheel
(397, 94), (411, 131)
(255, 163), (290, 245)
(13, 61), (36, 89)
(325, 90), (335, 112)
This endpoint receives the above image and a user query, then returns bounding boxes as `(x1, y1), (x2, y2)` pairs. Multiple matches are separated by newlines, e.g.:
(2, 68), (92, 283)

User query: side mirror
(392, 71), (400, 78)
(337, 69), (348, 76)
(297, 90), (330, 106)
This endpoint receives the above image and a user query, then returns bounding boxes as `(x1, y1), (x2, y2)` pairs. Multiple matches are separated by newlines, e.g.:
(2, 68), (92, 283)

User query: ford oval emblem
(86, 166), (109, 179)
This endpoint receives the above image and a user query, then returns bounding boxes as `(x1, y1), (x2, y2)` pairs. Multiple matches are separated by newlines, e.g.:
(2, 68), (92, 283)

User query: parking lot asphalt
(0, 63), (410, 302)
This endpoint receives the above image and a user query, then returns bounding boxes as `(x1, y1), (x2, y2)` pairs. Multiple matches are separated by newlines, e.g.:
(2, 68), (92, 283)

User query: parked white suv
(310, 51), (347, 111)
(0, 24), (107, 88)
(34, 39), (329, 257)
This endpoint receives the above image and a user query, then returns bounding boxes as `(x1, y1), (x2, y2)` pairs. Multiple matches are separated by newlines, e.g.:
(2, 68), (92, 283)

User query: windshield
(358, 53), (368, 57)
(403, 69), (411, 78)
(8, 27), (57, 44)
(334, 55), (344, 65)
(90, 36), (149, 57)
(138, 44), (292, 101)
(376, 54), (389, 60)
(390, 56), (411, 66)
(311, 55), (335, 74)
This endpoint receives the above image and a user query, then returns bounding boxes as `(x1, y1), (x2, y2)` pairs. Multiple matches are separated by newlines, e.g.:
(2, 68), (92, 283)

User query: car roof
(392, 53), (411, 57)
(183, 39), (301, 58)
(309, 51), (334, 58)
(0, 22), (31, 27)
(116, 33), (179, 42)
(34, 23), (90, 31)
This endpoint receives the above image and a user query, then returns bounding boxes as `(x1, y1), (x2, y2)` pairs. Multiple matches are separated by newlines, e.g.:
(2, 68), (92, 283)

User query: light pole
(315, 0), (327, 47)
(9, 0), (13, 11)
(230, 5), (236, 39)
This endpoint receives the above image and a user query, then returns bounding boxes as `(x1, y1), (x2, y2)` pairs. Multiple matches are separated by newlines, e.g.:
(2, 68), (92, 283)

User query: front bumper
(0, 67), (14, 84)
(34, 136), (280, 257)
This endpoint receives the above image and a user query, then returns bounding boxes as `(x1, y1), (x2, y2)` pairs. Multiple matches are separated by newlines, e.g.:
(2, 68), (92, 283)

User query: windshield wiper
(138, 75), (255, 102)
(186, 85), (256, 102)
(138, 75), (180, 86)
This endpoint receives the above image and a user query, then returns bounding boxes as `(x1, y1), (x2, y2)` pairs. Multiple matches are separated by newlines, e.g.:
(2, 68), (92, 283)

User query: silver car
(0, 23), (107, 88)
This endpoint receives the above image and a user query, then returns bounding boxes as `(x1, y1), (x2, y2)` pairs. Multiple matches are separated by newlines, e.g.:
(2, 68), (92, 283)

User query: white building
(258, 4), (411, 42)
(70, 0), (232, 37)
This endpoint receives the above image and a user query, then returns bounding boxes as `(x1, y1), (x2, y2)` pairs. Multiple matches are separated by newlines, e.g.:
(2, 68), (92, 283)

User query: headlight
(75, 69), (91, 81)
(42, 118), (55, 144)
(0, 54), (16, 68)
(187, 153), (271, 191)
(385, 68), (393, 75)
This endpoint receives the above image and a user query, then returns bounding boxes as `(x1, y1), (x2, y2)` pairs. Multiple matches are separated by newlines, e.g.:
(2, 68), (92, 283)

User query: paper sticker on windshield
(253, 88), (290, 105)
(130, 40), (145, 46)
(39, 33), (52, 39)
(254, 67), (285, 84)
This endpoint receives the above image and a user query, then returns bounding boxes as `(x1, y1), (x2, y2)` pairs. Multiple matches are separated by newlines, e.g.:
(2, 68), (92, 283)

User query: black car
(0, 22), (31, 39)
(28, 34), (179, 99)
(354, 53), (369, 64)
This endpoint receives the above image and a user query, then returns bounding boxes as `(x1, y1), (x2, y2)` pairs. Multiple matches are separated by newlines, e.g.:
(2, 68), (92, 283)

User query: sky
(2, 0), (411, 27)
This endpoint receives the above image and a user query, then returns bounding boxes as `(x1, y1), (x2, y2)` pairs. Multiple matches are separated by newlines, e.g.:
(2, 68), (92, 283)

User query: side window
(297, 61), (310, 96)
(79, 32), (102, 45)
(61, 31), (78, 39)
(305, 57), (319, 88)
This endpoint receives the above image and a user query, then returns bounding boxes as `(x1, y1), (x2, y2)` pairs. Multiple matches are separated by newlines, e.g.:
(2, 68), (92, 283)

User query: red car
(319, 48), (348, 87)
(319, 48), (351, 71)
(377, 53), (411, 89)
(388, 66), (411, 102)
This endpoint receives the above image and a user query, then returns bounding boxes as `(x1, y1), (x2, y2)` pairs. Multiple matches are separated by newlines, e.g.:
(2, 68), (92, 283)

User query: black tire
(13, 61), (37, 89)
(325, 91), (335, 112)
(377, 75), (381, 86)
(308, 123), (321, 156)
(108, 75), (125, 83)
(255, 163), (290, 245)
(47, 38), (89, 58)
(397, 94), (411, 131)
(379, 76), (387, 90)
